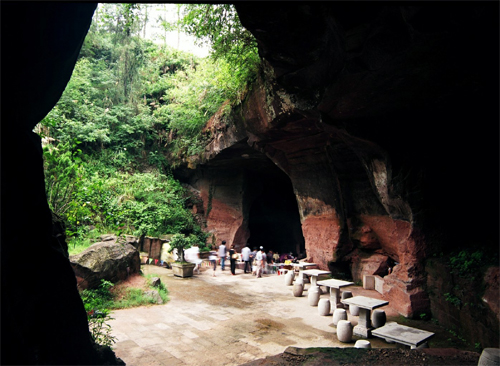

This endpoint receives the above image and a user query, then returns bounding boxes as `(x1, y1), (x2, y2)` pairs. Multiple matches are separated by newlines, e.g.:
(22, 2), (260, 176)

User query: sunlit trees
(36, 3), (260, 251)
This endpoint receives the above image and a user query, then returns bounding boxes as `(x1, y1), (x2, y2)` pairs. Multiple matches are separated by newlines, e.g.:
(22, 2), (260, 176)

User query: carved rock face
(176, 3), (498, 319)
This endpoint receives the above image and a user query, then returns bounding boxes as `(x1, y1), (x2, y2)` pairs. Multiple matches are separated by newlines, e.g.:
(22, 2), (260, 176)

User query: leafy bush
(37, 3), (256, 257)
(80, 280), (116, 347)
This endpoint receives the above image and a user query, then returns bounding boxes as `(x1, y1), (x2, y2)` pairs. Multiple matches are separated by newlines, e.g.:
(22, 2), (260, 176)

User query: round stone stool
(318, 298), (331, 316)
(332, 308), (347, 326)
(372, 309), (386, 328)
(478, 348), (500, 366)
(285, 270), (295, 286)
(295, 274), (304, 285)
(350, 304), (360, 316)
(308, 285), (321, 306)
(292, 283), (303, 297)
(337, 320), (353, 343)
(354, 340), (371, 349)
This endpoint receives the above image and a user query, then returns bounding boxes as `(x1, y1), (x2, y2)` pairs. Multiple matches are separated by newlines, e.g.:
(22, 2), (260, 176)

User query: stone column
(353, 308), (373, 338)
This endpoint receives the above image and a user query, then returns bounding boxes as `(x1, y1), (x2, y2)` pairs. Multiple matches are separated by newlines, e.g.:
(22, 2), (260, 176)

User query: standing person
(208, 246), (218, 277)
(273, 251), (280, 263)
(267, 250), (273, 264)
(261, 247), (267, 274)
(255, 247), (264, 278)
(218, 240), (227, 271)
(229, 245), (237, 275)
(250, 247), (257, 275)
(241, 244), (251, 273)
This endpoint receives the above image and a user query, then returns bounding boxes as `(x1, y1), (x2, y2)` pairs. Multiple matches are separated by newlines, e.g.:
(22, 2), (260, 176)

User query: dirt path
(108, 265), (480, 366)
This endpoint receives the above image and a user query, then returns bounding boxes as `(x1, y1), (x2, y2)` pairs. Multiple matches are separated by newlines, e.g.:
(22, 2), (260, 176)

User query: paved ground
(108, 264), (401, 366)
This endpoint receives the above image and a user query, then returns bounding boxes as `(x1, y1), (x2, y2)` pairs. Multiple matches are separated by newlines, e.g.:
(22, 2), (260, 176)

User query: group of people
(208, 241), (295, 278)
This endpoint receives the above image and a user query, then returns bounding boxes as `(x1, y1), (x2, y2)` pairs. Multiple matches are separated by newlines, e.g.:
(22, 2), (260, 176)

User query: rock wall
(426, 259), (500, 348)
(174, 3), (498, 319)
(2, 3), (123, 364)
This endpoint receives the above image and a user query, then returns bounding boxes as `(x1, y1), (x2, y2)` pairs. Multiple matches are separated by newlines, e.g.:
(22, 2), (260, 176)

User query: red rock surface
(483, 267), (500, 321)
(301, 211), (341, 266)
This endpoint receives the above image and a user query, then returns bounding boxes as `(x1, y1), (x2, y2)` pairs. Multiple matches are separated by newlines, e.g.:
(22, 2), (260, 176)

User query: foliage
(167, 233), (191, 263)
(80, 280), (116, 347)
(449, 250), (482, 276)
(448, 248), (497, 280)
(43, 139), (84, 218)
(178, 4), (260, 92)
(444, 292), (461, 307)
(37, 3), (258, 256)
(79, 276), (170, 345)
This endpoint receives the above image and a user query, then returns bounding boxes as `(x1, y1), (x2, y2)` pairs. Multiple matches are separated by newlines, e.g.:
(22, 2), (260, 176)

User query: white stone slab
(363, 275), (375, 290)
(371, 322), (434, 348)
(316, 279), (354, 289)
(374, 275), (384, 294)
(292, 263), (317, 269)
(341, 296), (388, 310)
(301, 269), (331, 276)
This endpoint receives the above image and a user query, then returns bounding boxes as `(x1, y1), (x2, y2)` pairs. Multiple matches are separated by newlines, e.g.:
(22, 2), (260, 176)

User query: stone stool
(350, 304), (360, 316)
(340, 291), (353, 309)
(318, 298), (331, 316)
(372, 309), (386, 328)
(308, 285), (321, 306)
(332, 308), (347, 326)
(295, 274), (304, 285)
(478, 348), (500, 366)
(354, 340), (371, 349)
(337, 320), (353, 343)
(285, 270), (295, 286)
(292, 282), (303, 297)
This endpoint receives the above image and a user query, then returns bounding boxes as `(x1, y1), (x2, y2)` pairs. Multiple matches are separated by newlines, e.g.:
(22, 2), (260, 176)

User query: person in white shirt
(255, 247), (264, 278)
(241, 244), (251, 273)
(208, 247), (218, 277)
(218, 241), (227, 271)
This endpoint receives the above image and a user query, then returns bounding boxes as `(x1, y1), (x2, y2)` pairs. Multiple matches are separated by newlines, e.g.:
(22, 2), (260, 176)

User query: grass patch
(110, 275), (169, 309)
(79, 275), (169, 346)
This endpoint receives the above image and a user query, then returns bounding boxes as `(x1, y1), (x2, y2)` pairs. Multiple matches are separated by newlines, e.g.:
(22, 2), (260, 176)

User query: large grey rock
(70, 242), (140, 290)
(143, 290), (163, 304)
(100, 234), (117, 242)
(150, 277), (161, 288)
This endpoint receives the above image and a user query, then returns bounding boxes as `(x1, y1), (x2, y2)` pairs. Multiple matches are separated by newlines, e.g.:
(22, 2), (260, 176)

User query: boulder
(100, 234), (117, 242)
(150, 277), (161, 288)
(143, 290), (163, 304)
(349, 250), (391, 283)
(70, 242), (140, 290)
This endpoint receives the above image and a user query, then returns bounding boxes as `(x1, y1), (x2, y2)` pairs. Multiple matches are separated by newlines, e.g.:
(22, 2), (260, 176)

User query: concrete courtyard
(108, 264), (399, 366)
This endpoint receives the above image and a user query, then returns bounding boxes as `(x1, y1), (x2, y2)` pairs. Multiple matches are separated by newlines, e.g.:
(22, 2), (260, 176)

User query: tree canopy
(36, 3), (261, 253)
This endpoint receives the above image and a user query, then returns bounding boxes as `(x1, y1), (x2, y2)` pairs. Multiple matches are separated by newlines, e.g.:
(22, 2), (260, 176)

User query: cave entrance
(247, 161), (305, 258)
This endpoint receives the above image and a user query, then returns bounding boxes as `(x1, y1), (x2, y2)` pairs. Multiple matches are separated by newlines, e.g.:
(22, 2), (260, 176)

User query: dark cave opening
(247, 165), (305, 258)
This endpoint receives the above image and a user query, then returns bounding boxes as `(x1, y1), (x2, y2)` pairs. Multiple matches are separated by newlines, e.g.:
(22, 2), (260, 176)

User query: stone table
(316, 279), (354, 310)
(292, 262), (317, 271)
(292, 262), (317, 283)
(300, 269), (331, 288)
(341, 296), (388, 338)
(371, 322), (435, 349)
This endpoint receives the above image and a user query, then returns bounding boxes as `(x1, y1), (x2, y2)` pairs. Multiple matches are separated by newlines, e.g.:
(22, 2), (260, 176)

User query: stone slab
(316, 279), (354, 289)
(371, 322), (435, 348)
(341, 296), (388, 310)
(363, 275), (375, 290)
(374, 275), (384, 294)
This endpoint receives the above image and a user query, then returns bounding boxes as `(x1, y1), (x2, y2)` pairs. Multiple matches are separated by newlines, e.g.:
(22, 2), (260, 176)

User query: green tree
(178, 4), (260, 99)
